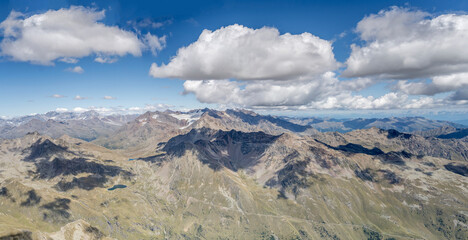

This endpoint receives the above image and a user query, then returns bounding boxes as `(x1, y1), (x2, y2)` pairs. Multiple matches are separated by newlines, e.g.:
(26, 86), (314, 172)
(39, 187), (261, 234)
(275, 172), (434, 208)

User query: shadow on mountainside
(22, 139), (133, 191)
(315, 140), (409, 165)
(32, 158), (133, 191)
(444, 163), (468, 177)
(163, 128), (280, 171)
(24, 139), (71, 161)
(41, 198), (71, 222)
(226, 109), (312, 133)
(20, 190), (41, 207)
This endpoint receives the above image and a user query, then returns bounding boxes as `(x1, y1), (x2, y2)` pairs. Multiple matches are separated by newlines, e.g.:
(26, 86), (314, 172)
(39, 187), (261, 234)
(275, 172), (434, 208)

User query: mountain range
(2, 109), (465, 145)
(0, 109), (467, 239)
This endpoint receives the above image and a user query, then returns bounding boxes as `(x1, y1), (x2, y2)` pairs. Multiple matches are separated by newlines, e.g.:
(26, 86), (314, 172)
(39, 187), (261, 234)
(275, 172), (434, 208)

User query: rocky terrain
(0, 109), (467, 239)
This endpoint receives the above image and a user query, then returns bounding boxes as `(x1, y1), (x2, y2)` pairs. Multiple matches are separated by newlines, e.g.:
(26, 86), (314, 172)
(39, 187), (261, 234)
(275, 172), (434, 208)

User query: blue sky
(0, 0), (468, 120)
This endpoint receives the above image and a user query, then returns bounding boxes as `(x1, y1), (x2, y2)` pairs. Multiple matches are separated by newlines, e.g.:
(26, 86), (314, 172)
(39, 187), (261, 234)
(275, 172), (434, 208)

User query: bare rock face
(0, 230), (33, 240)
(47, 220), (109, 240)
(0, 219), (112, 240)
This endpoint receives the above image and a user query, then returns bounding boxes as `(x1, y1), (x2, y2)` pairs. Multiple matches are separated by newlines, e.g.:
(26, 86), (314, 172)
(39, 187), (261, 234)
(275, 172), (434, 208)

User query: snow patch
(138, 118), (148, 126)
(169, 111), (203, 129)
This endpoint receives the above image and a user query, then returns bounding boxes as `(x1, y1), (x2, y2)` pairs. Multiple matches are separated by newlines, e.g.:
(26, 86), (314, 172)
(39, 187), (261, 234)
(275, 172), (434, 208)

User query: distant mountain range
(413, 126), (468, 139)
(283, 116), (465, 133)
(0, 111), (138, 141)
(1, 109), (466, 147)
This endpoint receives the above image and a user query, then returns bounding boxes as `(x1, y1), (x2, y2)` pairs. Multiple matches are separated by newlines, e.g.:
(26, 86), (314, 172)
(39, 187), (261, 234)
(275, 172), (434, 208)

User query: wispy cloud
(127, 18), (173, 29)
(74, 95), (87, 100)
(55, 107), (68, 112)
(65, 66), (84, 74)
(103, 96), (116, 100)
(94, 56), (118, 64)
(59, 57), (78, 64)
(50, 94), (66, 98)
(144, 33), (166, 56)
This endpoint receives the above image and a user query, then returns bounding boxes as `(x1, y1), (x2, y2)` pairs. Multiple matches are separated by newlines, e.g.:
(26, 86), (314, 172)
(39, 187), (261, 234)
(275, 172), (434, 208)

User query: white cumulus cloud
(150, 24), (338, 80)
(395, 72), (468, 96)
(0, 6), (165, 65)
(343, 7), (468, 79)
(153, 22), (461, 110)
(183, 72), (363, 107)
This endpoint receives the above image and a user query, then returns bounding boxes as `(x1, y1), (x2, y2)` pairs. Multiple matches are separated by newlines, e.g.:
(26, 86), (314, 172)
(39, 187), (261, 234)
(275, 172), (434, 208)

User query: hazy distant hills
(0, 124), (467, 238)
(418, 126), (468, 139)
(284, 116), (465, 133)
(0, 111), (138, 141)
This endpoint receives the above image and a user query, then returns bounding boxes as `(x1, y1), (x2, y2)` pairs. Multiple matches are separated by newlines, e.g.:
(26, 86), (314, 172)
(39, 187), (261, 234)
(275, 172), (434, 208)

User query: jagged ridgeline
(0, 109), (467, 239)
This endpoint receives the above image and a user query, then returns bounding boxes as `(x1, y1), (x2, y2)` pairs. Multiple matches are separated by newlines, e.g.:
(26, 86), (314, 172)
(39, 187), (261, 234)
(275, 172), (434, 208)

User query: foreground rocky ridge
(0, 126), (467, 239)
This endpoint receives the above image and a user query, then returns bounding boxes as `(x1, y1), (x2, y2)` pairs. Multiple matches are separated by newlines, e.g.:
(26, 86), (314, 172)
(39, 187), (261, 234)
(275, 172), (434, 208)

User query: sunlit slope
(0, 129), (466, 239)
